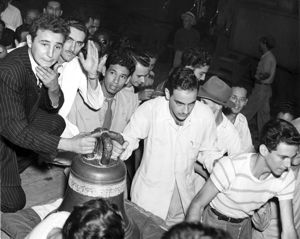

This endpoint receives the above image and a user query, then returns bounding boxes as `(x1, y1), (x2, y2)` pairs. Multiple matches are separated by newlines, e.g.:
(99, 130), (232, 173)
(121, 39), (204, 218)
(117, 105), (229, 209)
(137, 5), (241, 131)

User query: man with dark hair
(0, 14), (100, 212)
(242, 35), (276, 133)
(55, 19), (104, 138)
(68, 48), (138, 134)
(43, 0), (63, 18)
(162, 221), (231, 239)
(25, 198), (124, 239)
(117, 67), (220, 226)
(186, 119), (300, 239)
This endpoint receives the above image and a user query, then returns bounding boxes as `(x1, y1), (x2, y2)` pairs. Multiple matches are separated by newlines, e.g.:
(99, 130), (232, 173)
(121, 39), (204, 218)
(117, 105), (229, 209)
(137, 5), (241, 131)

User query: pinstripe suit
(0, 46), (65, 212)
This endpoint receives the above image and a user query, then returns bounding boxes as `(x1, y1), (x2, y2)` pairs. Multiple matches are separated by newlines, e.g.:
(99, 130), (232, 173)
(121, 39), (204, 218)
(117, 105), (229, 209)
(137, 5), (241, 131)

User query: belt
(255, 82), (271, 85)
(210, 207), (247, 223)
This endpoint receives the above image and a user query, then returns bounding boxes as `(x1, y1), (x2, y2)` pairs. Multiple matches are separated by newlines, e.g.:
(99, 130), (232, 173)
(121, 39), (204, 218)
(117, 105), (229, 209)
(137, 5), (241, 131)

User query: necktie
(102, 98), (113, 129)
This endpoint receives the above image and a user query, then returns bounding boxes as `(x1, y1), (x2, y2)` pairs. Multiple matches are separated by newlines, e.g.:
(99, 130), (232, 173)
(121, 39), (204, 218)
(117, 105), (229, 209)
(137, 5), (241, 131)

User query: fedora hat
(181, 11), (196, 25)
(198, 76), (235, 108)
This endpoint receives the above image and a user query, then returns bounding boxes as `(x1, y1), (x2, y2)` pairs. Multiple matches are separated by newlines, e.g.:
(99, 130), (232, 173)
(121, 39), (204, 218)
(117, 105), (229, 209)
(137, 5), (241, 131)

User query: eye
(55, 45), (62, 50)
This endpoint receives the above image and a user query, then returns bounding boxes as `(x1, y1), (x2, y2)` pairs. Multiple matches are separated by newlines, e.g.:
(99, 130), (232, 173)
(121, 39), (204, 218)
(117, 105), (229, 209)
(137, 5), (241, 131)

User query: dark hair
(128, 48), (150, 68)
(165, 67), (198, 95)
(105, 49), (135, 75)
(29, 14), (69, 41)
(67, 19), (88, 42)
(259, 35), (275, 50)
(45, 0), (63, 10)
(260, 119), (300, 151)
(277, 100), (295, 116)
(14, 24), (30, 43)
(62, 198), (124, 239)
(231, 82), (249, 98)
(181, 47), (211, 68)
(162, 222), (232, 239)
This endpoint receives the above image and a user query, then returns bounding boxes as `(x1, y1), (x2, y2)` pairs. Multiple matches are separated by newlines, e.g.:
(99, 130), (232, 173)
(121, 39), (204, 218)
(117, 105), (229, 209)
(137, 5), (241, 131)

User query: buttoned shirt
(217, 113), (242, 156)
(58, 57), (104, 137)
(122, 97), (221, 219)
(67, 87), (139, 134)
(233, 113), (254, 153)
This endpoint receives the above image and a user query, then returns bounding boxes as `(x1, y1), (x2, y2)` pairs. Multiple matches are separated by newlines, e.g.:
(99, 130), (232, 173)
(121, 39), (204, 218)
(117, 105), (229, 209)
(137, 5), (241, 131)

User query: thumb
(122, 141), (129, 150)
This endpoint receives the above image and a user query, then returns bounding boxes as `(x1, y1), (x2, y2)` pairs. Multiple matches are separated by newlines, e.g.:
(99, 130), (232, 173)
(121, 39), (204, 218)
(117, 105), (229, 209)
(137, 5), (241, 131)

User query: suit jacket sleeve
(39, 85), (64, 113)
(0, 68), (61, 155)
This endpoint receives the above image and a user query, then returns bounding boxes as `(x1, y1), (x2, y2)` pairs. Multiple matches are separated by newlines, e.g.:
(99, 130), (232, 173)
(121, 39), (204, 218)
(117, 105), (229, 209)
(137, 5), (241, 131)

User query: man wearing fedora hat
(197, 76), (242, 158)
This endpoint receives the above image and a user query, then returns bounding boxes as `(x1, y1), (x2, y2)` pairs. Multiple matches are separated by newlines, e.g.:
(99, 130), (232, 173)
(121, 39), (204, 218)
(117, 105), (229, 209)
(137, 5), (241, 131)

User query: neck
(251, 154), (271, 179)
(215, 110), (223, 126)
(226, 113), (237, 125)
(101, 81), (114, 99)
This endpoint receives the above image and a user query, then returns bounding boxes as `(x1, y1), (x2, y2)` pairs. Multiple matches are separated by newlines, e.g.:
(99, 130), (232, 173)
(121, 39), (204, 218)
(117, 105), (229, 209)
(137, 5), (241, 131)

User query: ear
(26, 34), (33, 48)
(165, 88), (170, 100)
(101, 65), (106, 77)
(259, 144), (269, 157)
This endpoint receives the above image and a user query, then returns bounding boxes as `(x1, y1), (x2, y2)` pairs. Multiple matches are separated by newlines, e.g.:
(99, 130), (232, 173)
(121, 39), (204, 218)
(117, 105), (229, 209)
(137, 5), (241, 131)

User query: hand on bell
(111, 141), (129, 160)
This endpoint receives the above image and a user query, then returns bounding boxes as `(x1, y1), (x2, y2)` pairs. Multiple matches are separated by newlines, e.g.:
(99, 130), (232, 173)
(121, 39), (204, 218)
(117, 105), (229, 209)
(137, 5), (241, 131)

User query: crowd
(1, 1), (299, 239)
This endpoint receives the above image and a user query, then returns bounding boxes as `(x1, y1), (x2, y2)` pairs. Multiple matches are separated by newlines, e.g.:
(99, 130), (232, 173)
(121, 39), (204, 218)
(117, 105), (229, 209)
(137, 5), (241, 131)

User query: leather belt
(210, 207), (247, 223)
(255, 82), (271, 85)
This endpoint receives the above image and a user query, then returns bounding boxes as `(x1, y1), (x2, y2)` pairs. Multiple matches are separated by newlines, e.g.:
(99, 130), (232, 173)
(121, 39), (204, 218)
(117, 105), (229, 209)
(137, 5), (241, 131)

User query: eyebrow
(175, 100), (196, 105)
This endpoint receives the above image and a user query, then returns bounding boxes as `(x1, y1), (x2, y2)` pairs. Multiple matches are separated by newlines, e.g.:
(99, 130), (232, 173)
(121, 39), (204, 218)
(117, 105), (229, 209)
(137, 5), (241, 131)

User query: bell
(58, 129), (141, 239)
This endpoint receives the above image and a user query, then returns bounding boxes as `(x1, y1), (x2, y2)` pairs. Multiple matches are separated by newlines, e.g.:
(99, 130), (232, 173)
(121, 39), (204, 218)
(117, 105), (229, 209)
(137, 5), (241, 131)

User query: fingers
(111, 140), (127, 160)
(78, 51), (84, 63)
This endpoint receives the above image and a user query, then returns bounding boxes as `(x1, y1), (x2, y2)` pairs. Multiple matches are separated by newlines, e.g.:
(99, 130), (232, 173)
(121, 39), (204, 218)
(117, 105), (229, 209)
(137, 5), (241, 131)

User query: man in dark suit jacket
(0, 15), (100, 212)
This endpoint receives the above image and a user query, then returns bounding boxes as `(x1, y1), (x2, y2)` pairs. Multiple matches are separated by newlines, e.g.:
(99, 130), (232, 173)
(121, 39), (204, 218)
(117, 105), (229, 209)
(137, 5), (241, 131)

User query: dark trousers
(1, 110), (65, 213)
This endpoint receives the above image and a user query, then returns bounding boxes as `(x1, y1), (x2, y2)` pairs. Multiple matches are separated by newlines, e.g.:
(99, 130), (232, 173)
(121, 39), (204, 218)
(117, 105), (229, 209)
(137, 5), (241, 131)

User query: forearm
(186, 196), (205, 222)
(281, 229), (298, 239)
(87, 74), (99, 90)
(48, 86), (62, 109)
(57, 138), (72, 152)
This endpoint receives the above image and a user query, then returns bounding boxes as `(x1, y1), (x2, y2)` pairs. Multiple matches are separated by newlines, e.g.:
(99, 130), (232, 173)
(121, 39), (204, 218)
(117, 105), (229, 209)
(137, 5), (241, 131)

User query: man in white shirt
(198, 76), (242, 156)
(225, 84), (254, 153)
(117, 67), (220, 226)
(68, 49), (138, 134)
(242, 35), (276, 133)
(56, 20), (104, 138)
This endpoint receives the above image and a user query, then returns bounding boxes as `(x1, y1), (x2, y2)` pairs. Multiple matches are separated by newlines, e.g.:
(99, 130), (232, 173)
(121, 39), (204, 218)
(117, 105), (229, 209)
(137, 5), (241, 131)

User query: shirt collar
(28, 48), (39, 79)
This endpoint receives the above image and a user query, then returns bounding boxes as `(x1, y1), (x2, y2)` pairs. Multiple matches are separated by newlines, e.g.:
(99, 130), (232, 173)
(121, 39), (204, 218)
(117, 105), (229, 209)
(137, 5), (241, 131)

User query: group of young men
(0, 2), (299, 239)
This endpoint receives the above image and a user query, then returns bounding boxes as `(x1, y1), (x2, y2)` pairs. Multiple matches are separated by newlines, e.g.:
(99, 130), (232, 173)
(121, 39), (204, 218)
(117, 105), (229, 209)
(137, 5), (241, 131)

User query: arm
(258, 56), (276, 84)
(186, 178), (219, 222)
(279, 199), (298, 239)
(78, 41), (104, 110)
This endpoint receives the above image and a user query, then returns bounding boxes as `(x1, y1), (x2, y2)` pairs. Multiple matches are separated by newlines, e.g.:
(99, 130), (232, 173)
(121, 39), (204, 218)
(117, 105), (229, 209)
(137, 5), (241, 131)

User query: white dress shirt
(122, 97), (221, 219)
(217, 113), (242, 156)
(58, 57), (104, 137)
(233, 113), (254, 153)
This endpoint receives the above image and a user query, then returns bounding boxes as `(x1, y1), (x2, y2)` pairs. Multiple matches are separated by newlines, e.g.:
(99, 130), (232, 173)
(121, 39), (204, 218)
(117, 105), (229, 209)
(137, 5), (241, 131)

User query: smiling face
(263, 142), (298, 177)
(27, 29), (64, 67)
(230, 87), (248, 114)
(60, 26), (85, 63)
(102, 64), (130, 98)
(166, 88), (197, 125)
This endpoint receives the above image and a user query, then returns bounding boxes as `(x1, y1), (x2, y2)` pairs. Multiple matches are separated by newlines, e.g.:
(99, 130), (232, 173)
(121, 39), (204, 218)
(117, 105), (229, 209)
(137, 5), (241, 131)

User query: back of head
(29, 14), (69, 41)
(128, 47), (150, 68)
(181, 47), (211, 68)
(15, 24), (30, 43)
(67, 19), (88, 41)
(165, 67), (198, 95)
(62, 198), (124, 239)
(259, 35), (275, 50)
(105, 48), (135, 75)
(162, 222), (232, 239)
(260, 118), (300, 151)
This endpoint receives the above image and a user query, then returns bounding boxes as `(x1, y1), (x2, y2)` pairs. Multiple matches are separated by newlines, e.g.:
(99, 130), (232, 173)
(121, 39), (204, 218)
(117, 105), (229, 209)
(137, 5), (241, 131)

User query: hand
(97, 54), (108, 73)
(143, 72), (154, 87)
(78, 40), (99, 76)
(138, 89), (154, 101)
(69, 132), (97, 154)
(111, 140), (129, 160)
(36, 66), (59, 91)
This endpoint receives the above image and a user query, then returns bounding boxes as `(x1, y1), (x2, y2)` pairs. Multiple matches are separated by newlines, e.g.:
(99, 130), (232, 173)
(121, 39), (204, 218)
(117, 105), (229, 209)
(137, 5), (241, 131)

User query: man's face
(193, 65), (209, 81)
(166, 88), (197, 124)
(183, 17), (193, 29)
(103, 64), (130, 97)
(88, 19), (100, 36)
(60, 27), (85, 62)
(201, 98), (221, 116)
(130, 62), (150, 87)
(264, 142), (298, 177)
(24, 10), (40, 25)
(230, 87), (248, 114)
(44, 1), (62, 17)
(27, 29), (64, 67)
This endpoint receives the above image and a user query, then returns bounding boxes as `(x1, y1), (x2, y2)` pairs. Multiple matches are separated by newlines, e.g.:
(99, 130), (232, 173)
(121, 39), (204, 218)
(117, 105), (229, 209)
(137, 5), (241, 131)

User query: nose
(183, 105), (189, 114)
(140, 76), (145, 84)
(47, 45), (54, 58)
(70, 40), (76, 52)
(284, 158), (292, 169)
